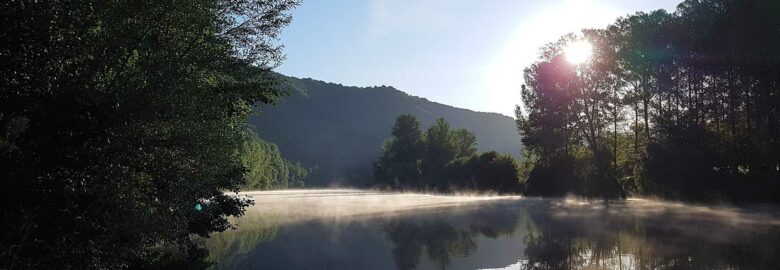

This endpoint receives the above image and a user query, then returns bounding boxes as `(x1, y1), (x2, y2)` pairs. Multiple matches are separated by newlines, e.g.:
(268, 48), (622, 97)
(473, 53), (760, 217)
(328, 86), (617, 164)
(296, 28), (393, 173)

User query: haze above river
(205, 189), (780, 270)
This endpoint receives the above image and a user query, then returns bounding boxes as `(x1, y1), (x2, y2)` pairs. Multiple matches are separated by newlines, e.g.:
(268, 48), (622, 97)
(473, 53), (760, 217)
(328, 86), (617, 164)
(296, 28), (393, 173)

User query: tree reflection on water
(205, 194), (780, 270)
(383, 203), (526, 270)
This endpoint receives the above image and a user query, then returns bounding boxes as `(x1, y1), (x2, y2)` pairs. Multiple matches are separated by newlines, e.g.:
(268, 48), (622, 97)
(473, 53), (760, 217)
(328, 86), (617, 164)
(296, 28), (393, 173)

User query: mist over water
(205, 189), (780, 270)
(234, 189), (523, 223)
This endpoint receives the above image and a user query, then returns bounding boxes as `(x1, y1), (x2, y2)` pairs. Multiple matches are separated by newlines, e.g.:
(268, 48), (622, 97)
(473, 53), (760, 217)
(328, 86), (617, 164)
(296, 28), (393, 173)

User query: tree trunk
(643, 96), (650, 144)
(634, 100), (639, 152)
(614, 89), (619, 168)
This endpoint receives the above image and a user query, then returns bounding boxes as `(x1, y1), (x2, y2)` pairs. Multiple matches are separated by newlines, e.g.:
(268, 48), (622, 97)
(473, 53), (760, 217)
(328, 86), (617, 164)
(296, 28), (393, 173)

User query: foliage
(374, 114), (424, 187)
(241, 132), (307, 190)
(421, 119), (461, 188)
(0, 0), (299, 268)
(250, 76), (523, 187)
(517, 0), (780, 202)
(375, 115), (522, 193)
(451, 151), (524, 193)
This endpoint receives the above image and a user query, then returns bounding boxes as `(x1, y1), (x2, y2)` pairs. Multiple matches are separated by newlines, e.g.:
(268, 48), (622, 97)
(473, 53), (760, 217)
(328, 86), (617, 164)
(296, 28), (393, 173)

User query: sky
(276, 0), (682, 117)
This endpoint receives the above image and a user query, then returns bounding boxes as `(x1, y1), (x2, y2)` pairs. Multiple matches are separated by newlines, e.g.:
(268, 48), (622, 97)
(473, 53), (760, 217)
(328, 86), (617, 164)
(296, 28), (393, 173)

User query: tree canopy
(375, 114), (523, 193)
(241, 132), (308, 190)
(517, 0), (780, 202)
(0, 0), (299, 268)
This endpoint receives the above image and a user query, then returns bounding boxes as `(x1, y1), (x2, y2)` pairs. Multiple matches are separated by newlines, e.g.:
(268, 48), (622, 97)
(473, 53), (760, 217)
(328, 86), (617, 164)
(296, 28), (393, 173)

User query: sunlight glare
(484, 0), (622, 116)
(564, 40), (593, 64)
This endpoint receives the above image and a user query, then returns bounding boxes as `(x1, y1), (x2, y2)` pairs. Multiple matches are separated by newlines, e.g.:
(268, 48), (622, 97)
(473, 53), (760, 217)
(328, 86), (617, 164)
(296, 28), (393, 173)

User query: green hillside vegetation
(241, 132), (307, 190)
(374, 115), (523, 193)
(249, 76), (522, 186)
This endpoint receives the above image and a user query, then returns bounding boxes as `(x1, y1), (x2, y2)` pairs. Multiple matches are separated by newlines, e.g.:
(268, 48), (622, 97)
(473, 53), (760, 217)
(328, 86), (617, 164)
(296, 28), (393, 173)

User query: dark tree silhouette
(375, 114), (523, 192)
(517, 0), (780, 202)
(374, 114), (424, 187)
(0, 0), (299, 268)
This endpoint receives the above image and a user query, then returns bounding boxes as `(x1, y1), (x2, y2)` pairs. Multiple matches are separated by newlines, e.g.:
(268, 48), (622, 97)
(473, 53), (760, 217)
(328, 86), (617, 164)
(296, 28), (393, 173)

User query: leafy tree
(421, 118), (460, 188)
(374, 114), (424, 187)
(517, 0), (780, 202)
(453, 129), (478, 158)
(249, 77), (523, 187)
(375, 115), (522, 192)
(472, 152), (523, 193)
(0, 0), (299, 268)
(242, 132), (308, 190)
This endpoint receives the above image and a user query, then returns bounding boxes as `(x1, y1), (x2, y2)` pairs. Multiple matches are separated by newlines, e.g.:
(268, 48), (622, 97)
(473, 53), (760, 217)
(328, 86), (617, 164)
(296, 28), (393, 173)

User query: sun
(564, 40), (593, 64)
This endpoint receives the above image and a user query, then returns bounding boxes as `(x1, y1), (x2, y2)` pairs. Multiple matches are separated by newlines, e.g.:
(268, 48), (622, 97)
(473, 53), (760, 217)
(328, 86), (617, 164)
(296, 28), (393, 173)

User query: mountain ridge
(249, 75), (522, 186)
(288, 77), (516, 118)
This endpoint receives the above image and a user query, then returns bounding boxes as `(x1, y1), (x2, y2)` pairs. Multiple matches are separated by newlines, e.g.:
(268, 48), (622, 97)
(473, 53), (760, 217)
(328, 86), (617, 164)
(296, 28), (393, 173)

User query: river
(204, 189), (780, 269)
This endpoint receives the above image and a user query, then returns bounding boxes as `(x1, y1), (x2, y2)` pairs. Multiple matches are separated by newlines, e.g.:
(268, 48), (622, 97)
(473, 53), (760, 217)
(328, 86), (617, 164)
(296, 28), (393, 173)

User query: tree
(421, 118), (460, 189)
(516, 37), (596, 197)
(472, 152), (523, 193)
(517, 0), (780, 202)
(453, 129), (478, 158)
(375, 115), (521, 192)
(242, 132), (308, 190)
(0, 0), (299, 268)
(374, 114), (424, 187)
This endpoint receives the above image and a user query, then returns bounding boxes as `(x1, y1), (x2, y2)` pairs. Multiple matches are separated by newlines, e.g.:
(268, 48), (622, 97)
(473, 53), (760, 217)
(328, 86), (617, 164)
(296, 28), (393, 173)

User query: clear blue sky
(276, 0), (681, 117)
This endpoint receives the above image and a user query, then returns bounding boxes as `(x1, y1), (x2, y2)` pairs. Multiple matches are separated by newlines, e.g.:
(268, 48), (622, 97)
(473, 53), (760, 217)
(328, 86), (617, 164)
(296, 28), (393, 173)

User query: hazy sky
(276, 0), (681, 117)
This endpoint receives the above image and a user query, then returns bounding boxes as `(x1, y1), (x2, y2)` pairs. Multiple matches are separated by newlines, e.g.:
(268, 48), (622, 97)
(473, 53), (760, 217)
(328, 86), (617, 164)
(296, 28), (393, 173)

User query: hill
(248, 76), (522, 186)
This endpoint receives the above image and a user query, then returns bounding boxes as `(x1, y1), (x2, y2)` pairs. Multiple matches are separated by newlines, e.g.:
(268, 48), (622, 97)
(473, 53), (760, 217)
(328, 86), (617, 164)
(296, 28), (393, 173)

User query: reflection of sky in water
(205, 189), (780, 270)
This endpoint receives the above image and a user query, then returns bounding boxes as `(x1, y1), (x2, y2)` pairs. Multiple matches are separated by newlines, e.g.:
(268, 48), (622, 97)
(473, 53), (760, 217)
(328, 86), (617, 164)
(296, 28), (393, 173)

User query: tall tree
(242, 132), (307, 190)
(452, 129), (478, 159)
(421, 118), (460, 188)
(517, 0), (780, 202)
(0, 0), (299, 268)
(375, 115), (522, 192)
(374, 114), (424, 187)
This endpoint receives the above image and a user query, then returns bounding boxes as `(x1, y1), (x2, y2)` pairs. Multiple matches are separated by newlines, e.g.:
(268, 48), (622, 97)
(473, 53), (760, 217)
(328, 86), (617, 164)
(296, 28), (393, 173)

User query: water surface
(205, 189), (780, 270)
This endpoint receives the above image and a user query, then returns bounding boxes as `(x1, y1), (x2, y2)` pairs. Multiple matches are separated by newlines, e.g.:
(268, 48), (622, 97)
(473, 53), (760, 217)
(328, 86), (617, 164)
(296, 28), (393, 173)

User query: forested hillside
(249, 76), (522, 186)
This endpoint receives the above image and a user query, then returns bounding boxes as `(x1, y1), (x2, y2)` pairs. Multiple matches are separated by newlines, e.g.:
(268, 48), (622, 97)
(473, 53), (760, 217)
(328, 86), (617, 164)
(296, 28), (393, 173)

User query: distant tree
(242, 132), (307, 190)
(421, 119), (460, 189)
(375, 115), (522, 192)
(472, 152), (523, 193)
(374, 114), (424, 187)
(453, 129), (478, 158)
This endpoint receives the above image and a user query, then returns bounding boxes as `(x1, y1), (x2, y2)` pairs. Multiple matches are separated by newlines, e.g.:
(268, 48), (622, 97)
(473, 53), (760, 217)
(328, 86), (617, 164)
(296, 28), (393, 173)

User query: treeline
(374, 114), (522, 193)
(517, 0), (780, 202)
(0, 0), (299, 268)
(249, 76), (522, 187)
(242, 132), (307, 190)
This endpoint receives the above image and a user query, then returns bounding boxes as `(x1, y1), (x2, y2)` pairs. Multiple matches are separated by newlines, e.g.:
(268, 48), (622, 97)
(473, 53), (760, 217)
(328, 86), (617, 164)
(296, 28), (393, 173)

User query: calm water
(204, 189), (780, 270)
